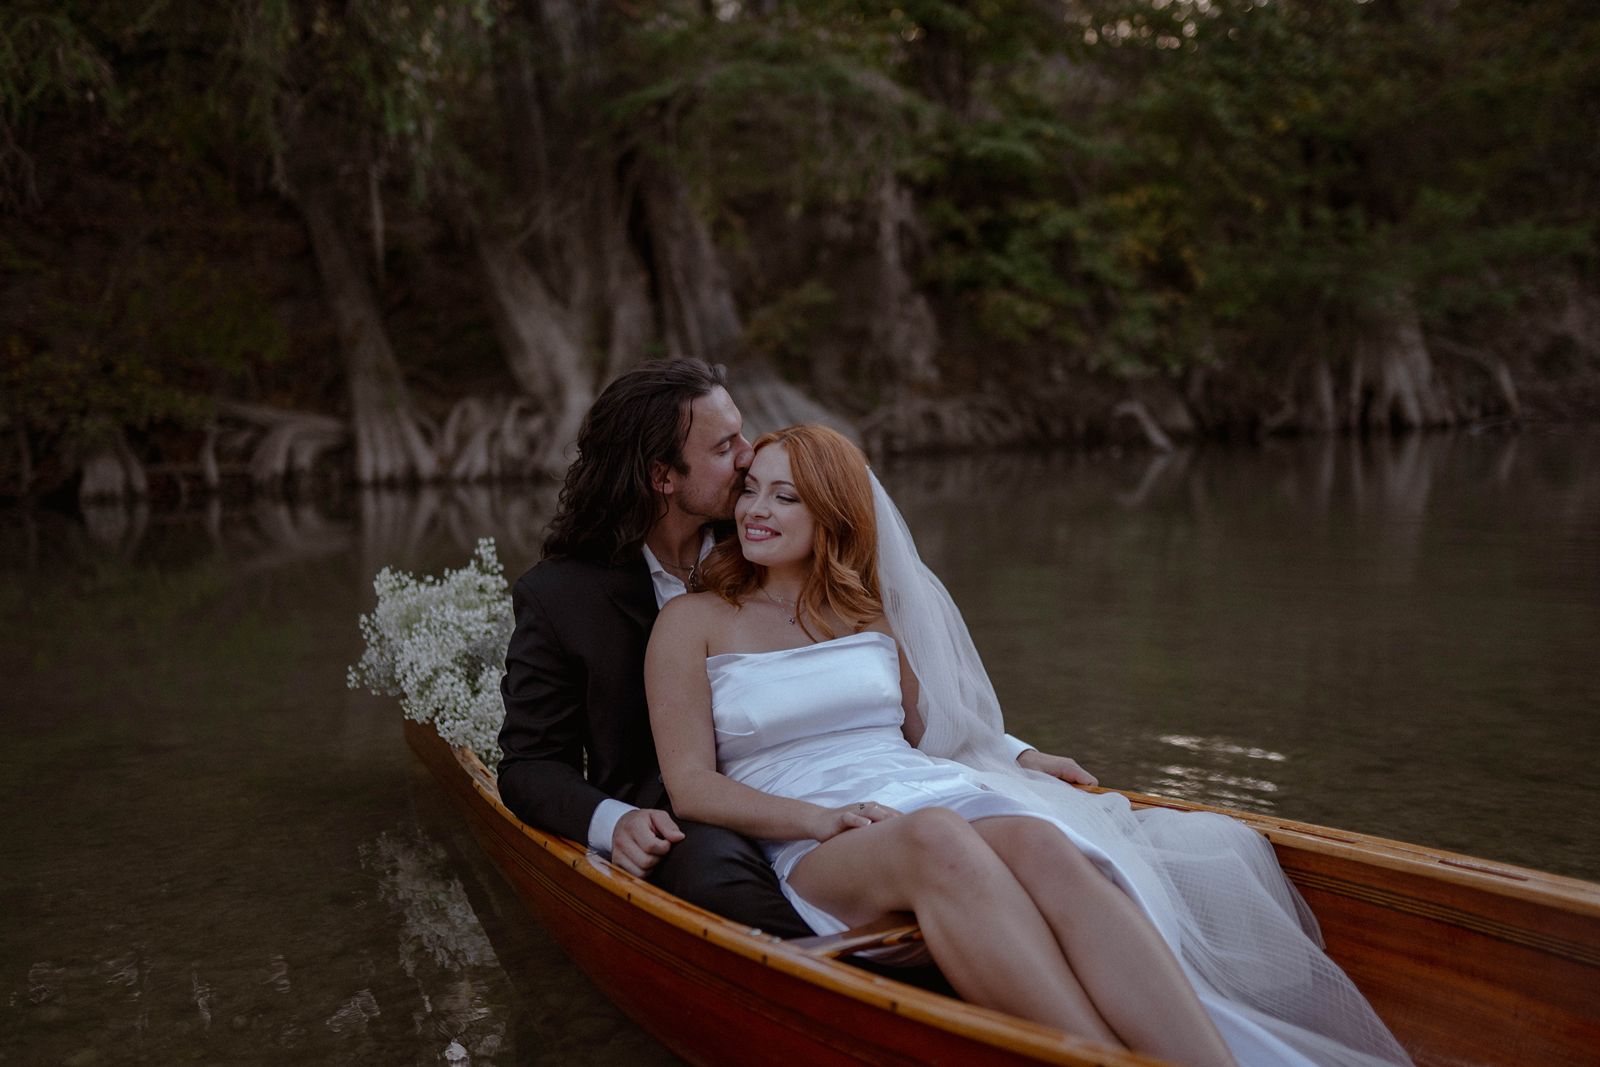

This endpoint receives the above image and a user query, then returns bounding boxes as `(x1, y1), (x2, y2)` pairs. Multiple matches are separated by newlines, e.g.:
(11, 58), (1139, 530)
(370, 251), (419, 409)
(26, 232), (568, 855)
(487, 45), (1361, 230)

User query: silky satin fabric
(706, 630), (1412, 1067)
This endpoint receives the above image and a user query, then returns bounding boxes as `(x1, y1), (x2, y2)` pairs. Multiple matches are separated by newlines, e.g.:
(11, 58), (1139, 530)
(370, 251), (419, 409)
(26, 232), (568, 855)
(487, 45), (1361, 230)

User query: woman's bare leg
(788, 807), (1121, 1045)
(973, 816), (1238, 1067)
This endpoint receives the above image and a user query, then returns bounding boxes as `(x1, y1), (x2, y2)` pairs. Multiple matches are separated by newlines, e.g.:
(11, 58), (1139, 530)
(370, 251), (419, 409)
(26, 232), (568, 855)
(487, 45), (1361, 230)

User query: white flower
(348, 538), (513, 769)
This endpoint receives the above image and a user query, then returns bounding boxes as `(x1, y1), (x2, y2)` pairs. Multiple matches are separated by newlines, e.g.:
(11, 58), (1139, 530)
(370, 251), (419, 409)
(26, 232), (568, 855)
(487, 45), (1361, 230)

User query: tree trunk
(486, 0), (646, 440)
(1359, 292), (1453, 431)
(643, 169), (743, 363)
(11, 418), (31, 495)
(78, 429), (147, 504)
(199, 419), (220, 491)
(866, 172), (940, 392)
(474, 234), (595, 473)
(599, 183), (653, 380)
(1309, 358), (1337, 433)
(297, 184), (437, 485)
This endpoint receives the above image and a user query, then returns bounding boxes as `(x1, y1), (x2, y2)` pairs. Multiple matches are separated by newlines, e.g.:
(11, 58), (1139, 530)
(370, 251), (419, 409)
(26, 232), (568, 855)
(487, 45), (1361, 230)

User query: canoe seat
(790, 913), (923, 958)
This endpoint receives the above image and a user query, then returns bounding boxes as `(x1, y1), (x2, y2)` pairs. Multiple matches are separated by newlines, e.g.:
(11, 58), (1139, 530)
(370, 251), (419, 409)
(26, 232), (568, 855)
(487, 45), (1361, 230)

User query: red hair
(698, 425), (880, 640)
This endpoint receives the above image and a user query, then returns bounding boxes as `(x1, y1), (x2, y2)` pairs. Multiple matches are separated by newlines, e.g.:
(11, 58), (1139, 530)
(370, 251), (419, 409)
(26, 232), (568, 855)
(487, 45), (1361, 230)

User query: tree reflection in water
(2, 429), (1596, 1065)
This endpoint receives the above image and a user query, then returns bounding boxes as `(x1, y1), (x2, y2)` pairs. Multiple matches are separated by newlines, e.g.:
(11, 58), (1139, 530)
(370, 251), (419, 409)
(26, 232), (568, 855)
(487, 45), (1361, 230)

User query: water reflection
(879, 429), (1599, 880)
(1147, 735), (1288, 813)
(59, 484), (558, 579)
(3, 428), (1597, 1064)
(358, 828), (504, 1060)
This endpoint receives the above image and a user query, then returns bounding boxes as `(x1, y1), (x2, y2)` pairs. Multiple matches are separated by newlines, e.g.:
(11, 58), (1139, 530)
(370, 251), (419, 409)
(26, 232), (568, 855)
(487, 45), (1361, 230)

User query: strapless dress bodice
(706, 629), (1023, 827)
(708, 630), (902, 763)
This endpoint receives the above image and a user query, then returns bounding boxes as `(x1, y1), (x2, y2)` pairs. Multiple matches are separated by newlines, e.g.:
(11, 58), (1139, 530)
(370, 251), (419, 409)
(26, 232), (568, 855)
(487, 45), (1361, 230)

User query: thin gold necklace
(660, 556), (700, 588)
(760, 586), (796, 626)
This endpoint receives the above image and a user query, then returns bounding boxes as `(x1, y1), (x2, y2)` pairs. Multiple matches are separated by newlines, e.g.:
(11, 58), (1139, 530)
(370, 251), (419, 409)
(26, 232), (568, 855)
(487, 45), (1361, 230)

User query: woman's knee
(984, 818), (1102, 887)
(886, 808), (998, 882)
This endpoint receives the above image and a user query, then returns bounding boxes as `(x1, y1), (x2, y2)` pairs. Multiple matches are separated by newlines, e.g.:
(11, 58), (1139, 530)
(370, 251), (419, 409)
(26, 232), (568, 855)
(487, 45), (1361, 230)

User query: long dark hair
(543, 359), (729, 563)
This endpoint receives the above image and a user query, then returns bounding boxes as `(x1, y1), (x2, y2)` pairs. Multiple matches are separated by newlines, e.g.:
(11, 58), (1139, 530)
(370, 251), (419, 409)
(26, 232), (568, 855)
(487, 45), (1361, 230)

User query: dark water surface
(3, 429), (1597, 1064)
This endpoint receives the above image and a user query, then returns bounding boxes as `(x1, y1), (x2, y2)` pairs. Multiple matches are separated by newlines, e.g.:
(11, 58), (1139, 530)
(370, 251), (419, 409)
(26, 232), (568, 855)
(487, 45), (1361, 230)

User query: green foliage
(744, 280), (838, 369)
(6, 0), (1600, 472)
(615, 5), (929, 209)
(2, 242), (287, 444)
(1063, 0), (1600, 371)
(0, 6), (118, 130)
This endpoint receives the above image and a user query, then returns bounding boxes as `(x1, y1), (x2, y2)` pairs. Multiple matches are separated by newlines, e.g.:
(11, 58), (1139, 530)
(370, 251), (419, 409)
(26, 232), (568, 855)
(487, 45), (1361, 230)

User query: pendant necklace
(760, 586), (797, 626)
(664, 557), (700, 589)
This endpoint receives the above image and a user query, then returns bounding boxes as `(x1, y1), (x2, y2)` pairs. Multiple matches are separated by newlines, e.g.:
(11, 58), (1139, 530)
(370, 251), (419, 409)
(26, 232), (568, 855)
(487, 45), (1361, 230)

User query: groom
(497, 358), (1093, 937)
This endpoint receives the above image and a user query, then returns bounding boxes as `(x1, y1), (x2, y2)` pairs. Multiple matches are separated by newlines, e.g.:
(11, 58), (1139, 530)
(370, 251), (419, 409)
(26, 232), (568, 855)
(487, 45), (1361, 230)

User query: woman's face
(735, 444), (815, 570)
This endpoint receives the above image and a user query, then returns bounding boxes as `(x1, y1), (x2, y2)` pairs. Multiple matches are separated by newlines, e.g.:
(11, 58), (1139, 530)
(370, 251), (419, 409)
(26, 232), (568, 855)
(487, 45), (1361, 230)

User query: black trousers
(648, 819), (813, 940)
(650, 819), (953, 993)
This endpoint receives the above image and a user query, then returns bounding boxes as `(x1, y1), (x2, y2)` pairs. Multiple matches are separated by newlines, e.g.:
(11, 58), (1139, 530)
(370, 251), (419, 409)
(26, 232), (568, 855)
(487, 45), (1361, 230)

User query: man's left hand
(1016, 749), (1098, 787)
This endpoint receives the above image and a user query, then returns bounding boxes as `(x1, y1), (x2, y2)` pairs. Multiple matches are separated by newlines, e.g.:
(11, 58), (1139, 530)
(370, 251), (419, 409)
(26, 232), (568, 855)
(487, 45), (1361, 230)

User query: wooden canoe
(404, 719), (1600, 1066)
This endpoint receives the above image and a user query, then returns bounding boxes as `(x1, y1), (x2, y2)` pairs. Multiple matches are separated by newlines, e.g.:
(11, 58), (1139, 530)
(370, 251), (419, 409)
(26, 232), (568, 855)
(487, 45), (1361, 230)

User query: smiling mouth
(744, 525), (778, 541)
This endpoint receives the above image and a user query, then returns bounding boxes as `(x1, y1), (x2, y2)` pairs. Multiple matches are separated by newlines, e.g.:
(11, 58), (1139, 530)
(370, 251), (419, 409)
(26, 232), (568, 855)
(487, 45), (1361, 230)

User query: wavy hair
(543, 359), (728, 563)
(699, 424), (881, 640)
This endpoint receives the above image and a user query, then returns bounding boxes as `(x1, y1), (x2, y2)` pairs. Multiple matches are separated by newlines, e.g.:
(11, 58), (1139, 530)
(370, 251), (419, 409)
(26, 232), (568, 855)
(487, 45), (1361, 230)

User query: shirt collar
(640, 530), (715, 582)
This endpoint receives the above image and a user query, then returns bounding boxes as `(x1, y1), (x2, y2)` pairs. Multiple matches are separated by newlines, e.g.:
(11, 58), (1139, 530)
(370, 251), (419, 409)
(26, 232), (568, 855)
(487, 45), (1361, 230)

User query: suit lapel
(602, 554), (658, 634)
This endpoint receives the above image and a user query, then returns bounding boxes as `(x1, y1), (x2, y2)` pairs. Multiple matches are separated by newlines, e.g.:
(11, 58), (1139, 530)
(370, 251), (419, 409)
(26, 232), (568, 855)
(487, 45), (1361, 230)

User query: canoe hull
(408, 721), (1600, 1067)
(406, 719), (1139, 1067)
(1121, 792), (1600, 1067)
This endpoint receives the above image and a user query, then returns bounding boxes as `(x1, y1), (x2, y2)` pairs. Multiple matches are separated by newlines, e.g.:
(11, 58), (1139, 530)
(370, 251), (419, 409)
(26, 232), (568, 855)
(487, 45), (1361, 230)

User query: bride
(645, 424), (1411, 1067)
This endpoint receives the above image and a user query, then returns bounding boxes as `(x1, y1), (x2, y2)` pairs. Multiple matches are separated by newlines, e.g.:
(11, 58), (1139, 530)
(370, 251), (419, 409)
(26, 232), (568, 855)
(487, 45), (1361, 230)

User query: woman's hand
(1016, 749), (1099, 787)
(810, 800), (901, 841)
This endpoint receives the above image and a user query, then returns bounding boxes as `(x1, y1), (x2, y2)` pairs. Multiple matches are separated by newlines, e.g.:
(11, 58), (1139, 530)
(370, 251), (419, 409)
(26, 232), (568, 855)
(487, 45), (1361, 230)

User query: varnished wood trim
(1285, 868), (1600, 967)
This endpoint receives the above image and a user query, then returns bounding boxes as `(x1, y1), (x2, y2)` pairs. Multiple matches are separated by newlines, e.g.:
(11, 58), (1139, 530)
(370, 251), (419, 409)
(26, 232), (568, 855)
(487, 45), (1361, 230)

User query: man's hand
(1016, 749), (1098, 787)
(610, 808), (685, 877)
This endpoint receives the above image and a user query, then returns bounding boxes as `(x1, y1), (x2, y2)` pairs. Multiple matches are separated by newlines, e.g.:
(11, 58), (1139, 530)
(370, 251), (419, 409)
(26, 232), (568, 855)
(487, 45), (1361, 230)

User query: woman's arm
(863, 618), (925, 746)
(646, 597), (887, 842)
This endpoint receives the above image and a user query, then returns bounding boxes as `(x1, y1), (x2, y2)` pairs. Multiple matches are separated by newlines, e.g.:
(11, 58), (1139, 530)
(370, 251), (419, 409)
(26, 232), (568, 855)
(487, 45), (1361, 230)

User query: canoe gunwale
(1092, 786), (1600, 920)
(407, 720), (1600, 1067)
(408, 720), (1149, 1066)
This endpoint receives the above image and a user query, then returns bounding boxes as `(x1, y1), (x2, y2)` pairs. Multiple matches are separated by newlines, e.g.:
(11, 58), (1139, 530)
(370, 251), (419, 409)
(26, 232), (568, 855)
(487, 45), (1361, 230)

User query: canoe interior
(404, 721), (1600, 1067)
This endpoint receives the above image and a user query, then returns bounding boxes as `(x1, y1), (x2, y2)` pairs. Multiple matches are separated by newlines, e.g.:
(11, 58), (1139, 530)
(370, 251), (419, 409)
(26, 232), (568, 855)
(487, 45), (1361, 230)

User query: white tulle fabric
(867, 471), (1413, 1067)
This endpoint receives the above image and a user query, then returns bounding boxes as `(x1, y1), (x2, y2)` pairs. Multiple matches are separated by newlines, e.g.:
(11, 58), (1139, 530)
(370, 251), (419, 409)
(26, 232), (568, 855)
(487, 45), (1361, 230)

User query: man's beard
(677, 479), (739, 524)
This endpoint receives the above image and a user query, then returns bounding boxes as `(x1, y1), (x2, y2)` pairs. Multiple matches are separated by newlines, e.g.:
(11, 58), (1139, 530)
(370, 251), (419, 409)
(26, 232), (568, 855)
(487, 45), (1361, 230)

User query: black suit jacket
(496, 553), (668, 843)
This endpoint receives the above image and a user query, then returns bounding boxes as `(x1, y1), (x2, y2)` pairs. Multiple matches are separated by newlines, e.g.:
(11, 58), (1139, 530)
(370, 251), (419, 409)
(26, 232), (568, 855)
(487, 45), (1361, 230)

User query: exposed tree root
(860, 393), (1028, 454)
(78, 429), (149, 504)
(736, 363), (859, 442)
(1431, 336), (1521, 420)
(1113, 399), (1175, 452)
(1354, 295), (1454, 431)
(80, 498), (150, 552)
(436, 395), (549, 482)
(216, 401), (349, 492)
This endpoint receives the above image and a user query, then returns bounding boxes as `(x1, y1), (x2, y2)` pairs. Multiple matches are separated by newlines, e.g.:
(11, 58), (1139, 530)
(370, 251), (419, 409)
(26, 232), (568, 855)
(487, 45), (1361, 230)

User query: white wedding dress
(708, 629), (1413, 1067)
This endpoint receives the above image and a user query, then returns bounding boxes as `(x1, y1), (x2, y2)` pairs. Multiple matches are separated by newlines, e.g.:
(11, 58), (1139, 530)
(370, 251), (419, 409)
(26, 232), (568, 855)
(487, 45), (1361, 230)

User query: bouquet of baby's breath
(348, 538), (512, 768)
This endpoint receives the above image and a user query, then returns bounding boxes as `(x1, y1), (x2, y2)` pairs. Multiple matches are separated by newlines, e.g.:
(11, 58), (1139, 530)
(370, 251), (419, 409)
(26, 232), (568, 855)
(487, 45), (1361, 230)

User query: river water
(3, 429), (1597, 1065)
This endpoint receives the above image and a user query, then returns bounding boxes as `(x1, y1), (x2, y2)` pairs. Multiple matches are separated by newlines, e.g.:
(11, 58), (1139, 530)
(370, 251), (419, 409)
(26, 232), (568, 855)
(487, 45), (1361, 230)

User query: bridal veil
(868, 470), (1412, 1067)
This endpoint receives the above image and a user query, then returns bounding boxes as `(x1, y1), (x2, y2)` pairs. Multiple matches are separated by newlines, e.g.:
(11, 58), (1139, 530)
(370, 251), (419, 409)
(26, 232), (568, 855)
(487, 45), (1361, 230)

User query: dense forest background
(3, 0), (1598, 506)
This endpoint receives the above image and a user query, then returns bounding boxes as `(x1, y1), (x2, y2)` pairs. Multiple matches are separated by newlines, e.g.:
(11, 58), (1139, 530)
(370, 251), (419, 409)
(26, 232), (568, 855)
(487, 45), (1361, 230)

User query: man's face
(662, 386), (754, 523)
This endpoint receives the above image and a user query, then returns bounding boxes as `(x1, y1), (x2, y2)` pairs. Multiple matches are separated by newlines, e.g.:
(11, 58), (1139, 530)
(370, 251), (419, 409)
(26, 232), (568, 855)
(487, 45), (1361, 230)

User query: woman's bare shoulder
(860, 614), (895, 638)
(656, 590), (736, 632)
